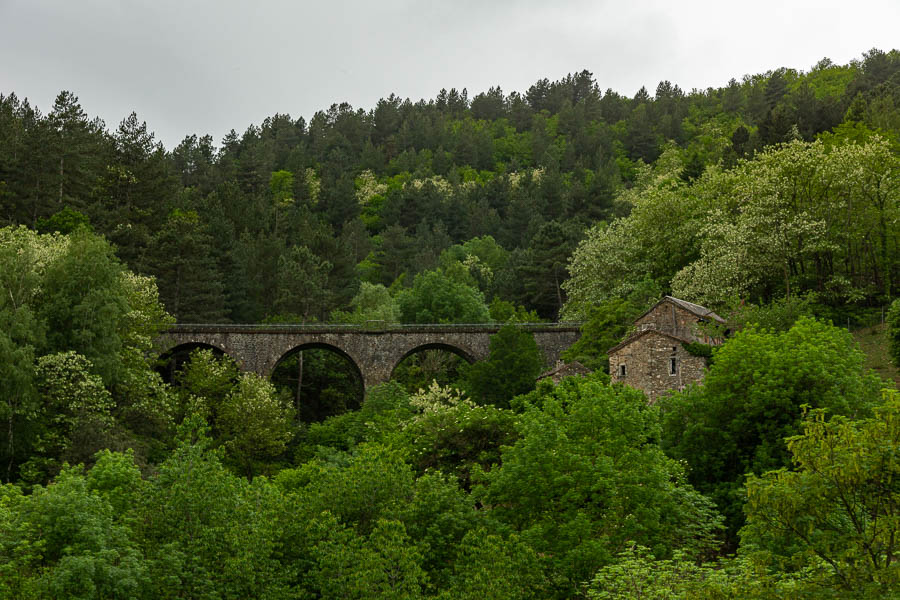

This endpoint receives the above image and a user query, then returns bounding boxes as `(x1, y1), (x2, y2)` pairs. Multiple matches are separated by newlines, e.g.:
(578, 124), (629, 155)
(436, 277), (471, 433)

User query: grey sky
(1, 0), (897, 150)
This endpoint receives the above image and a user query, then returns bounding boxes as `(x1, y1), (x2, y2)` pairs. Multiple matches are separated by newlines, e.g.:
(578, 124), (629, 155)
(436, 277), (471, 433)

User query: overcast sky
(1, 0), (898, 150)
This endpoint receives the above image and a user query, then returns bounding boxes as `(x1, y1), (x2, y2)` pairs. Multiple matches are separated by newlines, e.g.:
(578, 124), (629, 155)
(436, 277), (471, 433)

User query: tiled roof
(634, 296), (725, 324)
(538, 360), (592, 381)
(664, 296), (725, 322)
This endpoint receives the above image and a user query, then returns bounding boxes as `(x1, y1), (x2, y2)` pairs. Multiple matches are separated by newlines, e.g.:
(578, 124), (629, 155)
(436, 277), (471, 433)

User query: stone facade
(608, 296), (724, 402)
(608, 330), (708, 402)
(632, 296), (724, 345)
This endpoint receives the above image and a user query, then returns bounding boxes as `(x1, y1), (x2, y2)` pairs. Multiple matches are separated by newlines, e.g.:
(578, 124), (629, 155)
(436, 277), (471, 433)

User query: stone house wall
(633, 302), (718, 344)
(609, 330), (708, 403)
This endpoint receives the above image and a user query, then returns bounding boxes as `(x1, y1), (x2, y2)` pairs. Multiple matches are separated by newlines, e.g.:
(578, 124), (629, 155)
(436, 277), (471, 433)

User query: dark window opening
(669, 357), (677, 375)
(619, 363), (626, 377)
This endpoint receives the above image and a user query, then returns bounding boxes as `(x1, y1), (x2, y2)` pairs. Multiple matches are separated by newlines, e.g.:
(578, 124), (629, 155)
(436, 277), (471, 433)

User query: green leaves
(671, 137), (900, 306)
(743, 394), (900, 594)
(464, 324), (545, 407)
(887, 298), (900, 366)
(397, 268), (490, 324)
(38, 229), (130, 386)
(219, 374), (295, 476)
(173, 349), (294, 478)
(0, 226), (173, 484)
(314, 518), (428, 600)
(660, 317), (883, 543)
(0, 465), (149, 599)
(437, 529), (549, 600)
(475, 376), (721, 595)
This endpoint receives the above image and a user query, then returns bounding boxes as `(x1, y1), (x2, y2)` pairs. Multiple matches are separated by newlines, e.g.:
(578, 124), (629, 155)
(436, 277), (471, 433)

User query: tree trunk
(296, 350), (304, 409)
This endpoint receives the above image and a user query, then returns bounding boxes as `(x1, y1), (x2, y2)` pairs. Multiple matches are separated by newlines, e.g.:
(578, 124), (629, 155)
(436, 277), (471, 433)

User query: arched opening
(156, 342), (228, 385)
(271, 344), (364, 423)
(391, 343), (475, 394)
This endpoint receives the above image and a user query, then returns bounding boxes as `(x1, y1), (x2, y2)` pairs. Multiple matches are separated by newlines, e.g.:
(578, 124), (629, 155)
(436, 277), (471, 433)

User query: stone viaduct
(157, 323), (582, 390)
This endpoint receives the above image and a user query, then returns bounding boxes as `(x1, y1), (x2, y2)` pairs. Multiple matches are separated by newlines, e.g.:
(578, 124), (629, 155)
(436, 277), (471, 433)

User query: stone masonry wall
(634, 303), (717, 344)
(609, 331), (707, 403)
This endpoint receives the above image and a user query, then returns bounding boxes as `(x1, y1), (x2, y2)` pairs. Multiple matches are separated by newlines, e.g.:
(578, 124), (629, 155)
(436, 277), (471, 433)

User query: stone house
(608, 296), (725, 402)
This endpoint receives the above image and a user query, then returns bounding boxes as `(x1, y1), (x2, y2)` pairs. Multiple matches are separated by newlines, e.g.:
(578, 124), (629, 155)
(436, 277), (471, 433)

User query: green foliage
(488, 297), (542, 323)
(173, 350), (294, 477)
(722, 293), (817, 333)
(887, 298), (900, 365)
(561, 297), (643, 372)
(475, 376), (722, 597)
(436, 529), (550, 600)
(330, 281), (400, 324)
(275, 244), (335, 321)
(660, 317), (884, 544)
(681, 341), (714, 364)
(0, 465), (149, 599)
(135, 415), (294, 599)
(397, 268), (490, 323)
(464, 325), (545, 407)
(562, 149), (708, 315)
(269, 345), (363, 423)
(513, 220), (581, 319)
(391, 349), (468, 394)
(218, 373), (294, 477)
(587, 546), (714, 600)
(671, 137), (900, 306)
(38, 228), (131, 386)
(439, 235), (510, 297)
(269, 169), (294, 203)
(85, 449), (146, 516)
(742, 394), (900, 596)
(313, 518), (428, 599)
(0, 299), (41, 483)
(21, 352), (115, 482)
(174, 348), (239, 422)
(293, 381), (413, 462)
(1, 50), (899, 599)
(395, 472), (479, 590)
(586, 548), (826, 600)
(299, 443), (415, 534)
(35, 206), (92, 235)
(400, 382), (519, 489)
(0, 226), (172, 483)
(146, 208), (227, 322)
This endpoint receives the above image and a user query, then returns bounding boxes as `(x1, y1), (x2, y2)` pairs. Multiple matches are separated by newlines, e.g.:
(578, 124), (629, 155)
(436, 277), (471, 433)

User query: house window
(669, 357), (677, 375)
(619, 363), (626, 377)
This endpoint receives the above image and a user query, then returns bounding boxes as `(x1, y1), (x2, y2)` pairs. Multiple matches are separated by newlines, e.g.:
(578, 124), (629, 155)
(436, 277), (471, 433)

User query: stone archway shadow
(155, 341), (231, 384)
(388, 342), (476, 392)
(270, 342), (366, 422)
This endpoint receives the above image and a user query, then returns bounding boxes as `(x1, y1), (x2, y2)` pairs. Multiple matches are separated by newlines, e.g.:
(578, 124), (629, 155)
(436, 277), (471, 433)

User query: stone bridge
(157, 323), (582, 390)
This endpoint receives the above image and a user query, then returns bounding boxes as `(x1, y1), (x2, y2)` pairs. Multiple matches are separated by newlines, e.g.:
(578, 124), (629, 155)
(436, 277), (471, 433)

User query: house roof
(538, 360), (592, 382)
(635, 295), (725, 324)
(607, 328), (694, 355)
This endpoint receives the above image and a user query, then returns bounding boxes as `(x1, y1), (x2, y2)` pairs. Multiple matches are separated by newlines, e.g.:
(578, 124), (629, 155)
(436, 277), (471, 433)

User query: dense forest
(1, 48), (900, 598)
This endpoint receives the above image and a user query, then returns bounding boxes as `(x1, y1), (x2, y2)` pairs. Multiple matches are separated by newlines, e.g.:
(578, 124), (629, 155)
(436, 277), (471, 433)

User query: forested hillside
(2, 49), (900, 598)
(3, 48), (899, 326)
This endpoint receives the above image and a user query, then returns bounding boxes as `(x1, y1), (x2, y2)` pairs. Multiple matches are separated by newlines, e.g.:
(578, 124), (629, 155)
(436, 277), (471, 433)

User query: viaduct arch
(156, 324), (582, 390)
